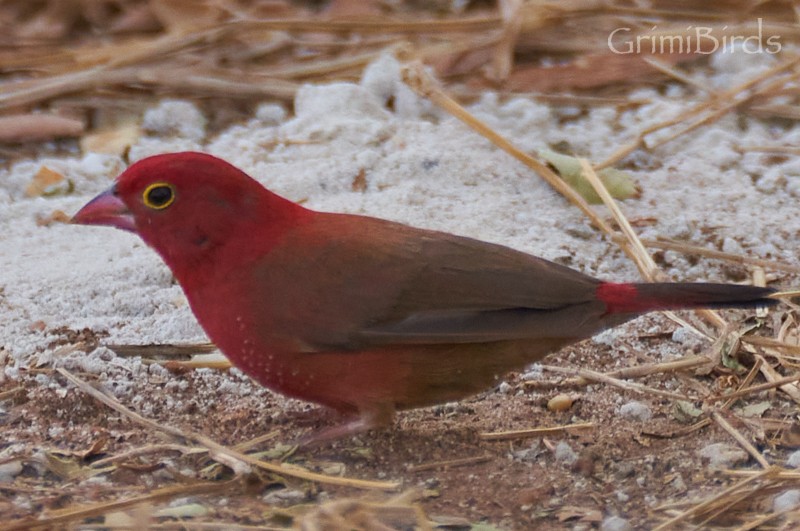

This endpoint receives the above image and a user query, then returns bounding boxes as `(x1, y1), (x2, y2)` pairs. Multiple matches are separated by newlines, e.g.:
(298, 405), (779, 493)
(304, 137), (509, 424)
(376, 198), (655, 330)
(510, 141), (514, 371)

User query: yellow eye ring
(142, 182), (175, 210)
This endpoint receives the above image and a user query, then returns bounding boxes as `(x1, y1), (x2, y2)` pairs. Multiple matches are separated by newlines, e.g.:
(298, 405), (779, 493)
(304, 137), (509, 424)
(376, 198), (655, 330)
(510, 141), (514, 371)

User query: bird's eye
(142, 183), (175, 210)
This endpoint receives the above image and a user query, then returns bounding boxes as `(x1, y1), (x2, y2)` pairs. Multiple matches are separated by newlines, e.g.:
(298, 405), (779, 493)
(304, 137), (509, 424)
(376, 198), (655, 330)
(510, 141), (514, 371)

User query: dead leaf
(81, 123), (141, 156)
(43, 452), (85, 480)
(351, 168), (367, 192)
(35, 209), (71, 226)
(41, 450), (113, 480)
(26, 166), (73, 197)
(81, 435), (109, 460)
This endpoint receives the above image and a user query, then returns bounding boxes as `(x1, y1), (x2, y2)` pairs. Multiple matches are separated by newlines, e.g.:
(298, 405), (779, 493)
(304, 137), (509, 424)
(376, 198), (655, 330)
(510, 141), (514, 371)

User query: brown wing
(248, 212), (604, 350)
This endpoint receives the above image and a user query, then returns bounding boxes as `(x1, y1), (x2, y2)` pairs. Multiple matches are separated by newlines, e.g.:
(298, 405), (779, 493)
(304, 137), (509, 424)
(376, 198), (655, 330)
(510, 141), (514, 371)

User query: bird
(72, 152), (776, 441)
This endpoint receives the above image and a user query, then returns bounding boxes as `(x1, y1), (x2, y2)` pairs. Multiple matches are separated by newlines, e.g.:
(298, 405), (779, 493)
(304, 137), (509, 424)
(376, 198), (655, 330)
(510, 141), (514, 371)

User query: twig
(0, 386), (24, 401)
(480, 422), (594, 441)
(0, 114), (84, 142)
(408, 454), (493, 472)
(233, 16), (503, 34)
(642, 418), (712, 439)
(733, 506), (799, 531)
(724, 469), (800, 478)
(742, 336), (800, 356)
(107, 342), (217, 358)
(707, 374), (800, 403)
(90, 443), (203, 467)
(598, 54), (800, 168)
(526, 356), (712, 389)
(56, 368), (398, 491)
(579, 159), (728, 331)
(638, 237), (800, 275)
(652, 467), (780, 530)
(757, 356), (800, 405)
(538, 365), (693, 401)
(721, 357), (763, 410)
(609, 356), (712, 379)
(4, 480), (235, 531)
(577, 159), (659, 279)
(711, 411), (770, 469)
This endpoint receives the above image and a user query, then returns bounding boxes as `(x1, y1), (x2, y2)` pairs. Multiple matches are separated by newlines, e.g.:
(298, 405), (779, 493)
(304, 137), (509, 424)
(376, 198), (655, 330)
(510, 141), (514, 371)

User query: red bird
(73, 152), (774, 440)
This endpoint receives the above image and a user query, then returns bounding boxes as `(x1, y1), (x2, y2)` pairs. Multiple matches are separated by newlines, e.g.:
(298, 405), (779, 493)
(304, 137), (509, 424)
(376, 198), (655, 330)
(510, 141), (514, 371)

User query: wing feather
(249, 213), (603, 350)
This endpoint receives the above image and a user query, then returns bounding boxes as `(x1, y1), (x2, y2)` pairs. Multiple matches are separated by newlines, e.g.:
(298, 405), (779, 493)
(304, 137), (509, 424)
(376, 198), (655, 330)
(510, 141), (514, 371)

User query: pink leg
(298, 403), (396, 446)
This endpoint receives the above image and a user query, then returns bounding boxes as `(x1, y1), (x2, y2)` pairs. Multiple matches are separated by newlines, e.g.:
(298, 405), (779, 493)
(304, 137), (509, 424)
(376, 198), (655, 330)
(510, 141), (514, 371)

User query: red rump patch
(596, 282), (643, 314)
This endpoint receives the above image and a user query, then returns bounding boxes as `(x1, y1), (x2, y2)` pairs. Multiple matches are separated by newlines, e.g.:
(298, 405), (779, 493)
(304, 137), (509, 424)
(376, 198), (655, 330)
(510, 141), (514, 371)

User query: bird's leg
(298, 403), (396, 446)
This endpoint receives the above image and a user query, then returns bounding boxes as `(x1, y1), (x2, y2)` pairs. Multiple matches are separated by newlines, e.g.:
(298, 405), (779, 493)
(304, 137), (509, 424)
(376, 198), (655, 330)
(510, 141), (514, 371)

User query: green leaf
(539, 149), (639, 204)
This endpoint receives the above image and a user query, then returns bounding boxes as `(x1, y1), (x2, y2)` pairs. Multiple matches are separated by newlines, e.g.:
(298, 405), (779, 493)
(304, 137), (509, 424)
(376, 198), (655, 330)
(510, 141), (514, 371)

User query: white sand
(1, 51), (797, 378)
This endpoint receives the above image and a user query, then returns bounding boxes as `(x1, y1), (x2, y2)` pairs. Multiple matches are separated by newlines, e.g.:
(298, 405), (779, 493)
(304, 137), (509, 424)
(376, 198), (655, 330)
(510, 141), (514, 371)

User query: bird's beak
(71, 188), (137, 233)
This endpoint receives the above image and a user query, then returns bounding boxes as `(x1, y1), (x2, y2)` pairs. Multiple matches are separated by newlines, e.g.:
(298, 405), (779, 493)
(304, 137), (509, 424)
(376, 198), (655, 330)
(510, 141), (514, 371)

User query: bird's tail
(596, 282), (777, 315)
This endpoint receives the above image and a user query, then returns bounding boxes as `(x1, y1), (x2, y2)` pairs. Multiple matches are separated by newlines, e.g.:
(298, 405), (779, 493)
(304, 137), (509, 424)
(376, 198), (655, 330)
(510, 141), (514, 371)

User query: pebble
(619, 400), (652, 422)
(555, 441), (578, 465)
(787, 450), (800, 468)
(0, 460), (22, 482)
(601, 515), (632, 531)
(697, 443), (748, 470)
(773, 489), (800, 512)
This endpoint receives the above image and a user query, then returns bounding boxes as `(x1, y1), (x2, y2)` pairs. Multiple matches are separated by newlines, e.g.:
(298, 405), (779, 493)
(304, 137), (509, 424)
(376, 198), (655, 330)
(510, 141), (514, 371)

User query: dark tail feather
(597, 282), (777, 315)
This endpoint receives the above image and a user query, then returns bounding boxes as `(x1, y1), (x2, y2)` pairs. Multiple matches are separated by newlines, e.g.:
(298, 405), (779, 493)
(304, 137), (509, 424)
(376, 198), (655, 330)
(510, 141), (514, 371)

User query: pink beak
(71, 188), (137, 233)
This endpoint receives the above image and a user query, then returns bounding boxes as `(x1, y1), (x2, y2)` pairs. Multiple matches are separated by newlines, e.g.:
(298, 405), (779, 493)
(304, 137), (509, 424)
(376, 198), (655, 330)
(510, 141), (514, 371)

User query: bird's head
(73, 152), (307, 273)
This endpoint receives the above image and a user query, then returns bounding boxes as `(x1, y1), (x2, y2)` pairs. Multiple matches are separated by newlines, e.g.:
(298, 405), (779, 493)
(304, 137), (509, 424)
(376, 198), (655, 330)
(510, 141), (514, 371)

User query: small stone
(773, 489), (800, 512)
(787, 450), (800, 468)
(0, 460), (23, 482)
(262, 488), (307, 505)
(142, 100), (206, 141)
(601, 515), (632, 531)
(698, 443), (748, 470)
(520, 364), (543, 380)
(619, 401), (652, 422)
(498, 381), (513, 394)
(671, 473), (687, 492)
(254, 104), (287, 124)
(512, 441), (542, 462)
(555, 441), (578, 465)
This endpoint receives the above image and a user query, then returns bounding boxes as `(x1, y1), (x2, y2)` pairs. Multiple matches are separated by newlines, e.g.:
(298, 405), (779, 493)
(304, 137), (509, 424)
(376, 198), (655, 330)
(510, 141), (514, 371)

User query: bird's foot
(297, 404), (395, 446)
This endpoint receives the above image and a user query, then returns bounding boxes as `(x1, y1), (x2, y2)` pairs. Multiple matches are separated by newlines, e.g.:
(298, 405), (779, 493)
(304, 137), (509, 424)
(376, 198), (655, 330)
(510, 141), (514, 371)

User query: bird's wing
(248, 214), (606, 350)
